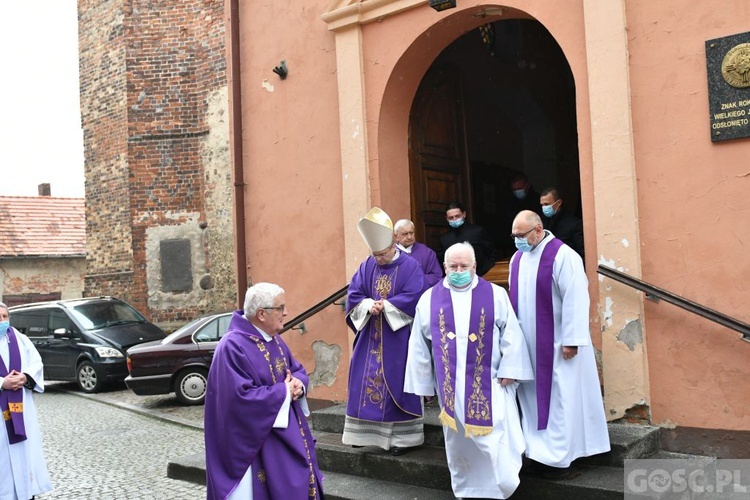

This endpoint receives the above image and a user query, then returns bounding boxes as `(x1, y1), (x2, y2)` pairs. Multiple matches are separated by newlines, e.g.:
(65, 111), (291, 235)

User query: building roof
(0, 196), (85, 258)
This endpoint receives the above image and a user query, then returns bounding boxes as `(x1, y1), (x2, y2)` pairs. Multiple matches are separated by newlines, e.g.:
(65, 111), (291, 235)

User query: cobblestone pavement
(35, 383), (206, 499)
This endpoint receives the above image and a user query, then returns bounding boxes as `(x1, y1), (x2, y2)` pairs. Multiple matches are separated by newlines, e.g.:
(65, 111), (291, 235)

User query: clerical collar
(246, 316), (274, 341)
(390, 248), (401, 262)
(531, 230), (552, 252)
(396, 243), (413, 254)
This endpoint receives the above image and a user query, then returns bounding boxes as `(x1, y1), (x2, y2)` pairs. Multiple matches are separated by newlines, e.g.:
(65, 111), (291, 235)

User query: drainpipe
(228, 0), (248, 304)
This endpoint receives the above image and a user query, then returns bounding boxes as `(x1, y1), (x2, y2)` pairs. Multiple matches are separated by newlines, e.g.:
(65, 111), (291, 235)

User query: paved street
(34, 384), (206, 499)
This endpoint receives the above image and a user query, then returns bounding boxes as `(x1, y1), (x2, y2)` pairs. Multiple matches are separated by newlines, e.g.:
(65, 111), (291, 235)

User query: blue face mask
(513, 189), (527, 200)
(448, 270), (473, 288)
(0, 321), (9, 337)
(514, 237), (534, 253)
(448, 218), (464, 229)
(542, 204), (557, 218)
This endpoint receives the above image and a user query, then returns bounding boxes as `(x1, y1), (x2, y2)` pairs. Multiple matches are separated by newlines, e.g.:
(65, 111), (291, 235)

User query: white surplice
(510, 231), (610, 468)
(0, 328), (52, 500)
(405, 276), (534, 499)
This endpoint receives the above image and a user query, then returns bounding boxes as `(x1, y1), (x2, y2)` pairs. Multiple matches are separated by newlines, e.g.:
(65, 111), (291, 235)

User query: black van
(8, 297), (165, 393)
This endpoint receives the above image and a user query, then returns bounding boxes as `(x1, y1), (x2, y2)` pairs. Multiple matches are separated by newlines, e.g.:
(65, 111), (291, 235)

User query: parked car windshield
(69, 302), (148, 330)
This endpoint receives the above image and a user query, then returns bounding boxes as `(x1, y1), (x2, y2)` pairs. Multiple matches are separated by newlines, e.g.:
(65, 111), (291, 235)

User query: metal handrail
(597, 265), (750, 343)
(280, 284), (349, 335)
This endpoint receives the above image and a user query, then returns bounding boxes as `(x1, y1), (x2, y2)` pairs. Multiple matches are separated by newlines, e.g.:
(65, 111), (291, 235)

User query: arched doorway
(409, 19), (579, 263)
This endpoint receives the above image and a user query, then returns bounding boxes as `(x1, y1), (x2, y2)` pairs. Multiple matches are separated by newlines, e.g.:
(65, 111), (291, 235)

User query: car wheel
(77, 361), (103, 393)
(175, 368), (208, 405)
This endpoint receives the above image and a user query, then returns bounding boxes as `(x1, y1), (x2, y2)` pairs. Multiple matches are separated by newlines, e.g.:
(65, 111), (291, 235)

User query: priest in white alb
(509, 210), (610, 477)
(405, 242), (533, 499)
(1, 301), (53, 500)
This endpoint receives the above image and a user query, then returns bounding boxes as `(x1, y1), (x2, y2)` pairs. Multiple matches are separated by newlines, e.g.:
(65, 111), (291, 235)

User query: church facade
(79, 0), (750, 454)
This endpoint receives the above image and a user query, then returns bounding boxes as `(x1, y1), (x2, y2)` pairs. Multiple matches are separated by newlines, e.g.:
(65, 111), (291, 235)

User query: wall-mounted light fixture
(429, 0), (456, 12)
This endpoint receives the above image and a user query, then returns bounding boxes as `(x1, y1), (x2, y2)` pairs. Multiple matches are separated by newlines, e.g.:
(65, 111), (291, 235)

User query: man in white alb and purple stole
(342, 207), (425, 456)
(205, 283), (324, 500)
(509, 210), (610, 475)
(405, 242), (533, 499)
(1, 302), (53, 500)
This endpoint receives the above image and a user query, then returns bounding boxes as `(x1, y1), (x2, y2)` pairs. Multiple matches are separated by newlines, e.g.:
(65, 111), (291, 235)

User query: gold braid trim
(439, 407), (458, 433)
(464, 423), (493, 437)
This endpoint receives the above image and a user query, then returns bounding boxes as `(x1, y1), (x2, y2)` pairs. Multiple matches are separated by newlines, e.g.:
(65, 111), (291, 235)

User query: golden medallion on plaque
(721, 43), (750, 88)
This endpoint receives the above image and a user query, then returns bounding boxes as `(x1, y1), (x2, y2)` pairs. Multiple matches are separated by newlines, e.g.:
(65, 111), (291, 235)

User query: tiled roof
(0, 196), (85, 258)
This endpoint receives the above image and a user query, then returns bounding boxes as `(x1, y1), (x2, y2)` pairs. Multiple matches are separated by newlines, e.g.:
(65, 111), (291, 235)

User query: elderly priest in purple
(394, 218), (443, 288)
(205, 283), (324, 500)
(509, 210), (609, 478)
(342, 207), (425, 456)
(405, 242), (533, 499)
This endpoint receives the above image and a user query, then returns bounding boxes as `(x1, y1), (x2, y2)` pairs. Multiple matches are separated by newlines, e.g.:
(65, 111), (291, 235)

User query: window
(10, 309), (50, 338)
(195, 315), (231, 343)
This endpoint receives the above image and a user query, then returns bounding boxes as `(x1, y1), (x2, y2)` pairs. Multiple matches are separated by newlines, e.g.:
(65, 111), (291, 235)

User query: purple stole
(1, 328), (27, 444)
(430, 279), (495, 437)
(509, 237), (563, 431)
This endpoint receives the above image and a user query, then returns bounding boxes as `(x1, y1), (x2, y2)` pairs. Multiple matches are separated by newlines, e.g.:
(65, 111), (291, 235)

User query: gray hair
(394, 219), (414, 233)
(444, 242), (476, 265)
(243, 282), (285, 319)
(0, 301), (7, 313)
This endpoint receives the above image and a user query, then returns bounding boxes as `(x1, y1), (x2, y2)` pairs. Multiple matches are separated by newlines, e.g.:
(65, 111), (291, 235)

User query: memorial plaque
(706, 31), (750, 142)
(706, 32), (750, 142)
(160, 239), (193, 292)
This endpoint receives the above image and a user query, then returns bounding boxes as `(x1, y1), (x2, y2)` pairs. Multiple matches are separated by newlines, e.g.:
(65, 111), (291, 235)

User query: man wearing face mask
(502, 172), (543, 256)
(405, 242), (533, 499)
(508, 211), (609, 479)
(0, 302), (53, 500)
(539, 187), (585, 261)
(438, 202), (498, 276)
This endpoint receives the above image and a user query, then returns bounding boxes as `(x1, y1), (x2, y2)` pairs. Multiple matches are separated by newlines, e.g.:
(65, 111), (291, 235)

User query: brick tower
(78, 0), (235, 329)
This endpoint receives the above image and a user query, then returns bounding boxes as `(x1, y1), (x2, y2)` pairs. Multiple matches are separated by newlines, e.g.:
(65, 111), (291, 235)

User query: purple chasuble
(204, 311), (324, 500)
(1, 327), (27, 444)
(429, 279), (495, 436)
(345, 252), (424, 421)
(408, 243), (442, 289)
(509, 238), (563, 430)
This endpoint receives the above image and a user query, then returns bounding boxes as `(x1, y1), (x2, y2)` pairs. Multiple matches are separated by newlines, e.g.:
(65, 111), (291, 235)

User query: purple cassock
(345, 252), (424, 425)
(405, 242), (443, 289)
(204, 311), (324, 500)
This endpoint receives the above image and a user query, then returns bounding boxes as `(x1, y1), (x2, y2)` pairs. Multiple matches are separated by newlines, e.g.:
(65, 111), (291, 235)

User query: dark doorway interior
(409, 19), (579, 260)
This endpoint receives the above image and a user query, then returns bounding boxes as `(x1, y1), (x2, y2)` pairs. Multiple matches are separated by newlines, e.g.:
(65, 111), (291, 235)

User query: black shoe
(540, 465), (572, 480)
(389, 446), (410, 456)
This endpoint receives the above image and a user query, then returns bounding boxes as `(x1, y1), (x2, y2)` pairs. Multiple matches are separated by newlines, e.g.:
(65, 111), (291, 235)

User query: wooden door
(408, 64), (471, 252)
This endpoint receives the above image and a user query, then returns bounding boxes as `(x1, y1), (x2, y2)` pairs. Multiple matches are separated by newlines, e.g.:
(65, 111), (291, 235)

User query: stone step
(315, 431), (452, 490)
(312, 403), (662, 467)
(321, 471), (455, 500)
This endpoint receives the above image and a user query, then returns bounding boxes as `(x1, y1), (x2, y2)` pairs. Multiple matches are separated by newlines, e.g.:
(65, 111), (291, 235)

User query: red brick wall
(79, 0), (232, 325)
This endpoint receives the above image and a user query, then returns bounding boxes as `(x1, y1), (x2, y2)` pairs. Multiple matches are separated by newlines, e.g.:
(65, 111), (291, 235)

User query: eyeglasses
(511, 227), (535, 239)
(263, 305), (286, 312)
(372, 249), (392, 259)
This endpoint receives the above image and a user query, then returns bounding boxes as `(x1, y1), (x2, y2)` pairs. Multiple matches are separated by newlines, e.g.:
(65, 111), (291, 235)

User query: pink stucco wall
(233, 0), (749, 430)
(235, 0), (349, 401)
(626, 2), (750, 429)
